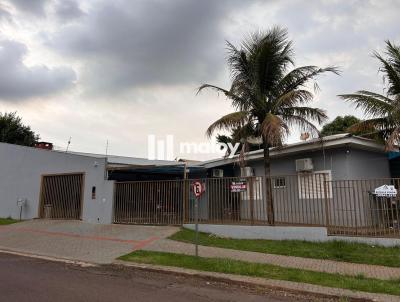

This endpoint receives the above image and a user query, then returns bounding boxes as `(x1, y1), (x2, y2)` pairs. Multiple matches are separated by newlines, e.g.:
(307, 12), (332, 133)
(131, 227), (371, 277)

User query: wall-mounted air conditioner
(295, 158), (313, 172)
(240, 167), (254, 177)
(212, 169), (224, 178)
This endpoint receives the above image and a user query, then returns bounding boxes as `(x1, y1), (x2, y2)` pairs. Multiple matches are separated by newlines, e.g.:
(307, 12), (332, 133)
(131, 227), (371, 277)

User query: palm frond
(349, 117), (395, 133)
(282, 115), (320, 138)
(206, 111), (249, 137)
(251, 27), (294, 98)
(374, 41), (400, 96)
(274, 66), (340, 97)
(273, 89), (314, 110)
(261, 113), (289, 146)
(280, 106), (328, 125)
(339, 92), (393, 117)
(375, 52), (400, 97)
(386, 127), (400, 151)
(231, 123), (256, 143)
(385, 40), (400, 73)
(226, 41), (252, 86)
(197, 84), (250, 110)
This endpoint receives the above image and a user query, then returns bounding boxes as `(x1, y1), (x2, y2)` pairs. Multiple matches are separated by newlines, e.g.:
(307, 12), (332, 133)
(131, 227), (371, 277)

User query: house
(200, 133), (398, 228)
(202, 133), (393, 180)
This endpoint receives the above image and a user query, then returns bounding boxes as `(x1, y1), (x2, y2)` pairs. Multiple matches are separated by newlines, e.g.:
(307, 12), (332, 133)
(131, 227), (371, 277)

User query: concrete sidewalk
(144, 238), (400, 280)
(0, 220), (178, 264)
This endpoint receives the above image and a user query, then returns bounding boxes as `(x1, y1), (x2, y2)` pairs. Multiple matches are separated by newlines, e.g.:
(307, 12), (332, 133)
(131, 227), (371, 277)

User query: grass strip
(119, 250), (400, 296)
(0, 217), (20, 225)
(169, 228), (400, 267)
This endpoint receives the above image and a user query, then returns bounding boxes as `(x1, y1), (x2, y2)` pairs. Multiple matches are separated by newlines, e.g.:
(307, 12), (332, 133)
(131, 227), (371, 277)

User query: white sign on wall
(374, 185), (397, 197)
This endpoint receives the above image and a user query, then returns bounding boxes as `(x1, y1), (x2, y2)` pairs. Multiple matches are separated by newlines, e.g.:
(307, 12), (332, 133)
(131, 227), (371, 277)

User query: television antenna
(66, 137), (72, 152)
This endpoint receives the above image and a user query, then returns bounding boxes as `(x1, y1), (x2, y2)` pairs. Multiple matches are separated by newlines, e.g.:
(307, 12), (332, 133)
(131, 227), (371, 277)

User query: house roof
(64, 151), (184, 168)
(201, 133), (389, 169)
(0, 133), (391, 173)
(0, 142), (193, 167)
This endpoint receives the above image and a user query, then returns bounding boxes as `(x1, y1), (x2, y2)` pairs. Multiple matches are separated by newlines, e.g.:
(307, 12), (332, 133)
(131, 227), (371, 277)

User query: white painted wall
(183, 224), (400, 247)
(0, 143), (114, 224)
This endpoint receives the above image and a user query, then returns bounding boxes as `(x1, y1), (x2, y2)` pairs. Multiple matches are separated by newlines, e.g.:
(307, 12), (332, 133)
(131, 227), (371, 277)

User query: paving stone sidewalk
(144, 238), (400, 280)
(0, 220), (178, 264)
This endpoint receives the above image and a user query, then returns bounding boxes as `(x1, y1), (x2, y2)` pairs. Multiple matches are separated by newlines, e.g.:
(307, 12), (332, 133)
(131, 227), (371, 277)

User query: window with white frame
(298, 170), (332, 199)
(273, 177), (286, 188)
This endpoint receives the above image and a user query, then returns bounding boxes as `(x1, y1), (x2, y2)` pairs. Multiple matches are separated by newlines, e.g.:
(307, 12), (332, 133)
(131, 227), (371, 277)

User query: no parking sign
(191, 180), (205, 257)
(192, 180), (205, 198)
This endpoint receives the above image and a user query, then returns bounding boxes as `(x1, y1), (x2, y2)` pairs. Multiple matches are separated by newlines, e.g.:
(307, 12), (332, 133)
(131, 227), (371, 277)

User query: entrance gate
(113, 180), (184, 225)
(39, 173), (84, 219)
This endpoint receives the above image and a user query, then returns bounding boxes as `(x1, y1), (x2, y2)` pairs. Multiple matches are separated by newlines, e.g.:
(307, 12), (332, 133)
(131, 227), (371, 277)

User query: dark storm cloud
(47, 0), (244, 94)
(9, 0), (48, 16)
(54, 0), (84, 21)
(0, 39), (76, 101)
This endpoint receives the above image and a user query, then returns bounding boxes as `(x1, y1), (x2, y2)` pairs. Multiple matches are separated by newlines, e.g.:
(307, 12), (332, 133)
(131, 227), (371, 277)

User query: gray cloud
(0, 39), (76, 101)
(9, 0), (48, 16)
(0, 6), (11, 22)
(47, 0), (243, 95)
(54, 0), (84, 21)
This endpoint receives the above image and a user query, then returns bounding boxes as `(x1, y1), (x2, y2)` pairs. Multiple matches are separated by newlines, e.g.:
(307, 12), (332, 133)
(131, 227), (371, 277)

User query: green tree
(0, 112), (39, 146)
(320, 115), (361, 136)
(339, 41), (400, 150)
(198, 27), (338, 223)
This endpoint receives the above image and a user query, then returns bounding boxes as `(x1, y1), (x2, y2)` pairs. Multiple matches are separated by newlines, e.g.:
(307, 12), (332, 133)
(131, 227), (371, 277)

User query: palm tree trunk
(263, 140), (274, 225)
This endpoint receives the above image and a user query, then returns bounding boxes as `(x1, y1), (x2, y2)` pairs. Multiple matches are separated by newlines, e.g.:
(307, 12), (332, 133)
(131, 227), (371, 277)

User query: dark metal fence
(113, 180), (184, 225)
(185, 177), (266, 225)
(113, 175), (400, 238)
(327, 179), (400, 237)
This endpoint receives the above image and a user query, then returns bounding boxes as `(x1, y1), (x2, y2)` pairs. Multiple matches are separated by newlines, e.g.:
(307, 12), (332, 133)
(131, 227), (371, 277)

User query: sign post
(192, 180), (204, 257)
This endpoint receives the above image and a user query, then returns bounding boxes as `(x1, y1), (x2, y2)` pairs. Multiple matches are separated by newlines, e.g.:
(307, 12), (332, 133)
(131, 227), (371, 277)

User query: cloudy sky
(0, 0), (399, 160)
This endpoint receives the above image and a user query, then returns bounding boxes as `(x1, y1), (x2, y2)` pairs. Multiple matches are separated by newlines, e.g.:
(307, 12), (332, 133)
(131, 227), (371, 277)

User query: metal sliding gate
(113, 180), (185, 225)
(112, 177), (265, 226)
(39, 173), (84, 219)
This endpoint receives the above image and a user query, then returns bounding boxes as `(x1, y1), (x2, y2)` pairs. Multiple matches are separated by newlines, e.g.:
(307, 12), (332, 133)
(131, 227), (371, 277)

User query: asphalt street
(0, 253), (337, 302)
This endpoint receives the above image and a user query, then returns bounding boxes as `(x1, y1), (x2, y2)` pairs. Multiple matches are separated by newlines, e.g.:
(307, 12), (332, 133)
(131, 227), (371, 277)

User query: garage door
(39, 173), (84, 219)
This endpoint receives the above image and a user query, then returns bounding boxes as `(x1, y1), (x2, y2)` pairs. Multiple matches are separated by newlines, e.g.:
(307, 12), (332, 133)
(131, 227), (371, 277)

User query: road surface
(0, 253), (335, 302)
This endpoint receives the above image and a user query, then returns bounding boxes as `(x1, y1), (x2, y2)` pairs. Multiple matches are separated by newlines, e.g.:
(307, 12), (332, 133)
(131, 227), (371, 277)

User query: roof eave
(202, 137), (387, 169)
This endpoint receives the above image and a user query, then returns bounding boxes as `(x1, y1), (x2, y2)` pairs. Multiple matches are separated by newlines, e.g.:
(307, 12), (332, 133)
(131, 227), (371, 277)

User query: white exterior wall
(183, 224), (400, 247)
(0, 143), (114, 224)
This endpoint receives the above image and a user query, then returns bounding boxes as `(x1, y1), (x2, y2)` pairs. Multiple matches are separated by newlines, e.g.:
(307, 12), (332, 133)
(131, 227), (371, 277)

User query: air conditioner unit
(295, 158), (313, 172)
(240, 167), (254, 177)
(212, 169), (224, 178)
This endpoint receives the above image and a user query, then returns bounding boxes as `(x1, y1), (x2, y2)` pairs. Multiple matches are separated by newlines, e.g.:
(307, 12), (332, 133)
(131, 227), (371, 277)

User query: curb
(114, 260), (400, 302)
(0, 248), (97, 268)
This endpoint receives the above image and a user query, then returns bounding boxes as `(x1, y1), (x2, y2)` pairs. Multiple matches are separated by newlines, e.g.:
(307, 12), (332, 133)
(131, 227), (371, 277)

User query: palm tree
(339, 41), (400, 150)
(198, 27), (338, 224)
